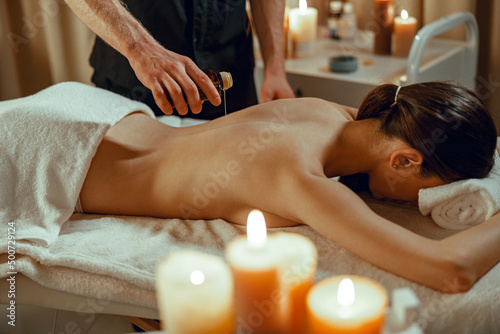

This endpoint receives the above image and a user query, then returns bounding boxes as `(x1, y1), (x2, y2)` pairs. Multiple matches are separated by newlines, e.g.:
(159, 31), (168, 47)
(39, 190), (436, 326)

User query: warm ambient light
(337, 278), (355, 306)
(299, 0), (308, 12)
(247, 209), (267, 248)
(307, 275), (388, 333)
(156, 250), (234, 333)
(190, 270), (205, 285)
(401, 9), (409, 20)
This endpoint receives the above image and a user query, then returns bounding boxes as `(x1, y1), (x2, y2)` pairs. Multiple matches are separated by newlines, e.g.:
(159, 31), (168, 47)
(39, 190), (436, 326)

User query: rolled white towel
(418, 151), (500, 230)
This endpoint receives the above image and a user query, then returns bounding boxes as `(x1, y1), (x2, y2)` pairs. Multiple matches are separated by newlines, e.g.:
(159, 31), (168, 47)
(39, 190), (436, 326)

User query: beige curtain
(0, 0), (95, 100)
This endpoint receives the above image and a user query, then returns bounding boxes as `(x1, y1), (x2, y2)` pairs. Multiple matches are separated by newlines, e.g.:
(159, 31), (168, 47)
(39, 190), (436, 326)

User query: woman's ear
(390, 148), (423, 169)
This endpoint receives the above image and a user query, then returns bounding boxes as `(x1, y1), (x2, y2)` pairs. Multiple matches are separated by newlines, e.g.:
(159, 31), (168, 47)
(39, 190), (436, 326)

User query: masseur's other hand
(260, 71), (295, 103)
(128, 42), (221, 115)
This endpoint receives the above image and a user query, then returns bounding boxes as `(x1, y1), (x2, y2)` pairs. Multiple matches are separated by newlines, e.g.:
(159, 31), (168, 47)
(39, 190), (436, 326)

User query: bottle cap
(219, 72), (233, 91)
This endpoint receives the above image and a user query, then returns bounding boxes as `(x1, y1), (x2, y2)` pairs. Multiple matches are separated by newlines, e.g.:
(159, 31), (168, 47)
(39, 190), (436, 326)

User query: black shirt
(90, 0), (258, 119)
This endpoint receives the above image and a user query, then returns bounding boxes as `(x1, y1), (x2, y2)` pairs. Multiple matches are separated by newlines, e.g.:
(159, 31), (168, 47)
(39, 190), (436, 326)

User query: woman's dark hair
(356, 81), (497, 182)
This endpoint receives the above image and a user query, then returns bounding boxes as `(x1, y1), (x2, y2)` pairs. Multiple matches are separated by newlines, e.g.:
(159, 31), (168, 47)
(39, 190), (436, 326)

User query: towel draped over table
(0, 83), (499, 333)
(0, 82), (154, 247)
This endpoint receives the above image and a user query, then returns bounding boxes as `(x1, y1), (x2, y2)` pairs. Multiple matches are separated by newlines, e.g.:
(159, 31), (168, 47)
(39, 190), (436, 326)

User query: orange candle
(307, 275), (388, 334)
(272, 233), (317, 334)
(393, 10), (418, 57)
(226, 210), (284, 333)
(373, 0), (395, 55)
(156, 250), (234, 334)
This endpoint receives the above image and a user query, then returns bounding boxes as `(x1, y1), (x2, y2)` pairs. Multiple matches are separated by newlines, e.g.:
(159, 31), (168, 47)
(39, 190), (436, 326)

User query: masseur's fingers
(128, 43), (219, 115)
(150, 81), (173, 115)
(169, 57), (203, 114)
(158, 67), (190, 115)
(260, 73), (295, 103)
(185, 62), (221, 113)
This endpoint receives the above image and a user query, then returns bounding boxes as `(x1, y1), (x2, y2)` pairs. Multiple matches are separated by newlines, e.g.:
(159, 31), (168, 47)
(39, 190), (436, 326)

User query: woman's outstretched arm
(288, 173), (500, 292)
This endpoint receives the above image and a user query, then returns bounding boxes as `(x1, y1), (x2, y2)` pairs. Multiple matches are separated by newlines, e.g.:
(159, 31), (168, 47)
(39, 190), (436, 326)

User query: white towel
(0, 82), (154, 247)
(1, 197), (500, 333)
(418, 151), (500, 230)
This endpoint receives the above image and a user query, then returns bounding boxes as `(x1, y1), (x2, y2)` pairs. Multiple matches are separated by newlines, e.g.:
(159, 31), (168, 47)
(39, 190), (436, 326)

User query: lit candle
(272, 233), (317, 334)
(373, 0), (395, 55)
(393, 10), (417, 57)
(156, 250), (234, 334)
(289, 0), (318, 57)
(226, 210), (284, 333)
(307, 275), (388, 333)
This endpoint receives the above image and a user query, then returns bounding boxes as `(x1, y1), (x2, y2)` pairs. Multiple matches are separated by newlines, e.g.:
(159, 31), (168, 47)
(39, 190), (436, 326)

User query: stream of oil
(223, 89), (227, 116)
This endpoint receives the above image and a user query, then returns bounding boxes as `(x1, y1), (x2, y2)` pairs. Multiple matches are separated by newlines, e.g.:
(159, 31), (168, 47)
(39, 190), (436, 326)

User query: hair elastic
(391, 86), (402, 107)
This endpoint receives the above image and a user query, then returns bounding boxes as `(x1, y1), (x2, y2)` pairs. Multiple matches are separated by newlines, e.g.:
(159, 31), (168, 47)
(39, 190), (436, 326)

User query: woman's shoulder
(239, 97), (353, 124)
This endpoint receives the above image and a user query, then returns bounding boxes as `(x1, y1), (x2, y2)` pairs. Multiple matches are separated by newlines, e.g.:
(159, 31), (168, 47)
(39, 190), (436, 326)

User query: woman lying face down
(80, 81), (499, 292)
(347, 82), (497, 204)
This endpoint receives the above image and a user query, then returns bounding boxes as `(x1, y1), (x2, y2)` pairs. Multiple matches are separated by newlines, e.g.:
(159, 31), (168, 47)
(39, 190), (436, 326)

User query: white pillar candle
(156, 250), (234, 334)
(307, 275), (388, 333)
(289, 0), (318, 57)
(225, 210), (284, 333)
(393, 10), (417, 57)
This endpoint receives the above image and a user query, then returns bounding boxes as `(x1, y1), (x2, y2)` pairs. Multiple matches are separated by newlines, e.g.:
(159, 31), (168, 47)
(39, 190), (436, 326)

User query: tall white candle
(289, 0), (318, 57)
(156, 250), (234, 334)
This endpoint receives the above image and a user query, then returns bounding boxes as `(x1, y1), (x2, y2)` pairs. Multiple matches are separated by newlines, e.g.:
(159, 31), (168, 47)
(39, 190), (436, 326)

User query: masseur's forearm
(250, 0), (286, 76)
(64, 0), (157, 60)
(63, 0), (220, 115)
(250, 0), (294, 102)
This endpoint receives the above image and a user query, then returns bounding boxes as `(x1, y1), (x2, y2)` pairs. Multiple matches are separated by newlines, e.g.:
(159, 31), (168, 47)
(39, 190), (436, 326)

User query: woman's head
(357, 81), (497, 201)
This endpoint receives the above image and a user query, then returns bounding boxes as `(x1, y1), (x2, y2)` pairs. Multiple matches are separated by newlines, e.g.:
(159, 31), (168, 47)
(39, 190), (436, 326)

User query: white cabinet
(255, 32), (471, 107)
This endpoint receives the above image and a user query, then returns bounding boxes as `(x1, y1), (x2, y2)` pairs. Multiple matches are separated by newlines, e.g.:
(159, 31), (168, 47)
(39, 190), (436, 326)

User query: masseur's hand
(260, 70), (295, 103)
(128, 42), (222, 115)
(249, 0), (294, 103)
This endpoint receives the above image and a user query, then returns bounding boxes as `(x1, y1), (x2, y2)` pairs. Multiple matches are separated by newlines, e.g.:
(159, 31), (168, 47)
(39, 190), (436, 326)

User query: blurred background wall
(0, 0), (499, 125)
(0, 0), (94, 100)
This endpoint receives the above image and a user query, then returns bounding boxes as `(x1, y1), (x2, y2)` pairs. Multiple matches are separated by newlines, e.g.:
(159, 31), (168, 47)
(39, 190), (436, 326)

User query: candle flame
(337, 278), (355, 306)
(299, 0), (308, 12)
(190, 270), (205, 285)
(401, 9), (409, 20)
(247, 209), (267, 248)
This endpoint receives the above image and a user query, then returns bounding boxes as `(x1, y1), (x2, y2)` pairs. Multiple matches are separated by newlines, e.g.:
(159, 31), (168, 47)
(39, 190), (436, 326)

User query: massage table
(1, 84), (499, 333)
(1, 191), (499, 333)
(0, 137), (500, 333)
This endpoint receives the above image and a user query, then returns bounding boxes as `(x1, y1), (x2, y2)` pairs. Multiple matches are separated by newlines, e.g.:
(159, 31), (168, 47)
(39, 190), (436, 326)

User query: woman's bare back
(78, 97), (500, 292)
(80, 98), (350, 225)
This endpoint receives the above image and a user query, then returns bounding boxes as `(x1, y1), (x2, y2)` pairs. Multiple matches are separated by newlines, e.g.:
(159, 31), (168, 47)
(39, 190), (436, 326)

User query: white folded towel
(418, 151), (500, 230)
(0, 82), (154, 247)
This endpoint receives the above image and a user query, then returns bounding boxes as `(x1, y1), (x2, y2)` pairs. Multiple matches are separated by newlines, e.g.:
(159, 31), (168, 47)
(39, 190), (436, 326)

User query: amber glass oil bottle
(165, 69), (233, 108)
